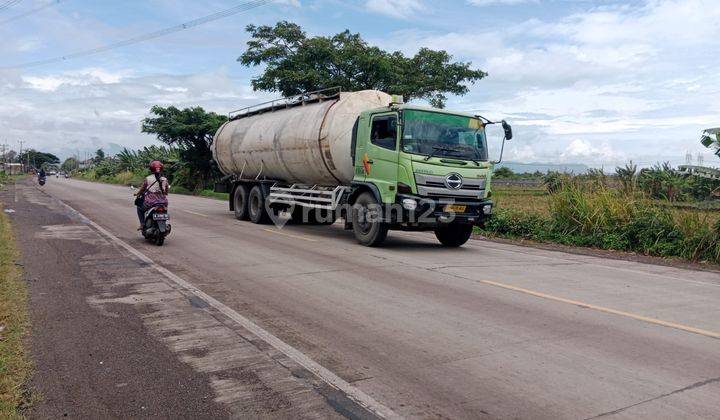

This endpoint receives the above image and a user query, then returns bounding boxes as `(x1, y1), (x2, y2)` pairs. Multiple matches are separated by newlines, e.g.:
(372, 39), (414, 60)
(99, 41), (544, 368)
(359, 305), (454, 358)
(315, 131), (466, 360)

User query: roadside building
(2, 163), (23, 175)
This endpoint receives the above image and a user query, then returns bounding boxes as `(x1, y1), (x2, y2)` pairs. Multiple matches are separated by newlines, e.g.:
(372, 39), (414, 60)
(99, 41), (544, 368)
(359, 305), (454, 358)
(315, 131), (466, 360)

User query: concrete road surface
(6, 177), (720, 419)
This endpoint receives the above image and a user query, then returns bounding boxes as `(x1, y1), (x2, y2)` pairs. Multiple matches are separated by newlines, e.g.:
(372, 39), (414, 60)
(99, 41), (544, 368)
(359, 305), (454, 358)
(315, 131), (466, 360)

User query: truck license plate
(444, 204), (466, 213)
(153, 213), (169, 220)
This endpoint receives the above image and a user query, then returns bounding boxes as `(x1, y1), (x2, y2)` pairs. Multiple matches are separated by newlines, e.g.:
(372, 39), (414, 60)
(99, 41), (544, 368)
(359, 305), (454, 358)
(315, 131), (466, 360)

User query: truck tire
(351, 192), (388, 246)
(248, 185), (270, 224)
(233, 184), (249, 220)
(434, 224), (474, 247)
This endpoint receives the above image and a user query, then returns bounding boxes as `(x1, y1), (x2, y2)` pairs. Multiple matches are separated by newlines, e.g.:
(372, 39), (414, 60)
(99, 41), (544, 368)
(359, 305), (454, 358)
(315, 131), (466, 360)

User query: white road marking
(479, 279), (720, 340)
(262, 228), (319, 242)
(54, 197), (399, 420)
(181, 209), (208, 217)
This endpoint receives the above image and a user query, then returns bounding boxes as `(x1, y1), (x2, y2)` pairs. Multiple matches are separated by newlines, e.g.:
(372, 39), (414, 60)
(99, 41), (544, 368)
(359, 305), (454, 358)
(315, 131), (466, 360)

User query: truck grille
(414, 173), (486, 199)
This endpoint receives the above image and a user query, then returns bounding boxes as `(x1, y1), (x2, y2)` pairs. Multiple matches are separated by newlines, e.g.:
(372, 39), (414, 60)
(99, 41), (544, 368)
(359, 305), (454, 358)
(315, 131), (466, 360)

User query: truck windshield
(401, 110), (488, 161)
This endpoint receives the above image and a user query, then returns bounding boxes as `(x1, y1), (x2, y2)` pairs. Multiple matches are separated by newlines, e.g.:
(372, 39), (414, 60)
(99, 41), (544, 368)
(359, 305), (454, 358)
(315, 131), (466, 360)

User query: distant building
(677, 165), (720, 180)
(2, 163), (23, 175)
(77, 159), (94, 169)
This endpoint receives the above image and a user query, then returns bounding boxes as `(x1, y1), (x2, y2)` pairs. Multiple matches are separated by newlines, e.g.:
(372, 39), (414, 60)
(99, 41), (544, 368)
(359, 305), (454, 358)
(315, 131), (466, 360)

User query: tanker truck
(212, 88), (512, 247)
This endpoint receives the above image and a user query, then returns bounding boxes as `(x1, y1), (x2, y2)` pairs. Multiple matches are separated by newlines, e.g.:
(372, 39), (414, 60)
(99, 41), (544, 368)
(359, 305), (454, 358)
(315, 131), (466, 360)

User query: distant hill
(496, 162), (591, 174)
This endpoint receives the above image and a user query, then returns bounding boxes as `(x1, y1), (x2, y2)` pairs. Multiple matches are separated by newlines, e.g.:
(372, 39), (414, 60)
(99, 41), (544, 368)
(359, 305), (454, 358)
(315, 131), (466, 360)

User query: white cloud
(22, 68), (127, 92)
(560, 139), (626, 164)
(0, 68), (271, 159)
(365, 0), (425, 18)
(15, 37), (44, 52)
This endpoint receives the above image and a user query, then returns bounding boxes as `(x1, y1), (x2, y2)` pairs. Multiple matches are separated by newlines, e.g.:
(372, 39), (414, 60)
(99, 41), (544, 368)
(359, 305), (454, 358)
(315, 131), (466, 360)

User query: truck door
(363, 112), (399, 203)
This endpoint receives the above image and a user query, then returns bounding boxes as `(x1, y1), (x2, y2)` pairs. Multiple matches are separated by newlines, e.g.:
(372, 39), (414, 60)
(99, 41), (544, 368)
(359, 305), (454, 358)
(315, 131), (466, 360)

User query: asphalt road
(8, 177), (720, 419)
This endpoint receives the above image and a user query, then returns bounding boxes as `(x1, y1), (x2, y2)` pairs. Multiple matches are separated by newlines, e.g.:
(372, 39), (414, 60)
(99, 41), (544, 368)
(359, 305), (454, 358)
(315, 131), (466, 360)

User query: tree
(493, 167), (515, 178)
(141, 106), (227, 189)
(17, 149), (59, 169)
(700, 127), (720, 157)
(94, 148), (106, 164)
(615, 161), (637, 194)
(238, 21), (487, 108)
(61, 157), (78, 172)
(1, 149), (16, 163)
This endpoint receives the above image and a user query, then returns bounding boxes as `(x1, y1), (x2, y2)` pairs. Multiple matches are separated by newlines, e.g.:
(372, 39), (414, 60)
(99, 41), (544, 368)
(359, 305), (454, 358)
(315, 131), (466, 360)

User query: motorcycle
(38, 176), (46, 186)
(141, 205), (171, 246)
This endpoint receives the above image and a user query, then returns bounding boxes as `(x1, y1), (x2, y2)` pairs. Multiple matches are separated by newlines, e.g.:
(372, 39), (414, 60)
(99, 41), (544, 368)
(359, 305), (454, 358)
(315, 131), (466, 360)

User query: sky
(0, 0), (718, 167)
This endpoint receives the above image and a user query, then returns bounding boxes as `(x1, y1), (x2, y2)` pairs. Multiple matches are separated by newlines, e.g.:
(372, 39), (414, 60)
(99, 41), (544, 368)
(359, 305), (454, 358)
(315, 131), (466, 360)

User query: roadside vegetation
(69, 145), (229, 201)
(0, 175), (32, 418)
(484, 165), (720, 264)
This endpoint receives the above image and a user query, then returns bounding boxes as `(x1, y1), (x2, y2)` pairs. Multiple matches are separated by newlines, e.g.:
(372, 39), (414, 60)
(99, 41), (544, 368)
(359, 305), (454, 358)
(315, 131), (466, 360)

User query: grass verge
(0, 192), (32, 418)
(481, 184), (720, 265)
(77, 172), (229, 201)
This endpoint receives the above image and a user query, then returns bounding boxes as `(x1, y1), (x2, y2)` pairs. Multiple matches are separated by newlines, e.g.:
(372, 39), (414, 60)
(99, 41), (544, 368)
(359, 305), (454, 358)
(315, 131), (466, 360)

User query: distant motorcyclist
(134, 160), (170, 230)
(38, 168), (46, 184)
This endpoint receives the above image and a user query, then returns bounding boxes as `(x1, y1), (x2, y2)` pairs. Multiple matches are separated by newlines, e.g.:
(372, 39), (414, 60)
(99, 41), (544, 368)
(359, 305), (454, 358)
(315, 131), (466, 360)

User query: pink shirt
(142, 174), (169, 207)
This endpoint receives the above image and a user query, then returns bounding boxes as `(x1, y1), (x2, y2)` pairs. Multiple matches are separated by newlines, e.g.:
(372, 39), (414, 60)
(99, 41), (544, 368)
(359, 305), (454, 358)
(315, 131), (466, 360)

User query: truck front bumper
(394, 194), (493, 226)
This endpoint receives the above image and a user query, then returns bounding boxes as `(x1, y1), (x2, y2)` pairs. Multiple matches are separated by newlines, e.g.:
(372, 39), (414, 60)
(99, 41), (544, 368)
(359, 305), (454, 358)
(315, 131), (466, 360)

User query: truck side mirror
(502, 120), (513, 141)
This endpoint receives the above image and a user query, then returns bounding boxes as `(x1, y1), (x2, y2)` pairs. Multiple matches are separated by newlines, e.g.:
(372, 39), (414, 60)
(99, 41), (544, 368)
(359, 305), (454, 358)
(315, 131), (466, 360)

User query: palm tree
(615, 161), (637, 194)
(701, 127), (720, 157)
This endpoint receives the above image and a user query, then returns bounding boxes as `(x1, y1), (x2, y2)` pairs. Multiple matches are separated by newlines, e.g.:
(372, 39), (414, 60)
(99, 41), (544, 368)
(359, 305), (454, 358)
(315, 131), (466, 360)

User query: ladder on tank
(228, 87), (341, 120)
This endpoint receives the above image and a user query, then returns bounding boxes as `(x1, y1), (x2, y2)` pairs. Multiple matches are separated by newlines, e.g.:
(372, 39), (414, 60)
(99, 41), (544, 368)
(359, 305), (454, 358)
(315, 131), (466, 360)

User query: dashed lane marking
(181, 209), (209, 217)
(479, 279), (720, 340)
(52, 195), (398, 419)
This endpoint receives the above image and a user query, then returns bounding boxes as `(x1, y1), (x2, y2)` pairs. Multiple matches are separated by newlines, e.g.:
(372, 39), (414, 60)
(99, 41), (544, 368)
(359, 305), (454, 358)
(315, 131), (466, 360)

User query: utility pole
(18, 140), (24, 172)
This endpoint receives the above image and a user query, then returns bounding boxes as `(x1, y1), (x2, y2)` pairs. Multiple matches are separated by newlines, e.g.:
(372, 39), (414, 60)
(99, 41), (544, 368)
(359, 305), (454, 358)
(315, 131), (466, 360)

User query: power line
(0, 0), (23, 12)
(0, 0), (62, 26)
(0, 0), (274, 70)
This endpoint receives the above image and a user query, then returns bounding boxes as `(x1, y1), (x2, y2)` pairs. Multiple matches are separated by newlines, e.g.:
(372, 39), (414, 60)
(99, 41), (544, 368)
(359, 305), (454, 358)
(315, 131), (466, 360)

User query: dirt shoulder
(0, 189), (32, 418)
(2, 180), (232, 418)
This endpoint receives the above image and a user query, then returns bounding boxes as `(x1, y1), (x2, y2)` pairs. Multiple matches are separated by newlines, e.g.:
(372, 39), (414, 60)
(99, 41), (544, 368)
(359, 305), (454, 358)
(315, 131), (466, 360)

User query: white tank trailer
(212, 89), (392, 186)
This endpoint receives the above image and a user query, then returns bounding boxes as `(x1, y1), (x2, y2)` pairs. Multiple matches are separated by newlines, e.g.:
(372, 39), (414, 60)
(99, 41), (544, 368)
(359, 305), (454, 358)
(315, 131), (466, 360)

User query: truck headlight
(482, 204), (492, 215)
(402, 198), (418, 211)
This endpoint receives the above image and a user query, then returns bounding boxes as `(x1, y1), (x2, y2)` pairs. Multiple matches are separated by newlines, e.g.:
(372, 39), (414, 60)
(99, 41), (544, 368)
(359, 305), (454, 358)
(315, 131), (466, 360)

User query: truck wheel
(351, 192), (388, 246)
(233, 184), (249, 220)
(434, 224), (474, 247)
(248, 185), (270, 224)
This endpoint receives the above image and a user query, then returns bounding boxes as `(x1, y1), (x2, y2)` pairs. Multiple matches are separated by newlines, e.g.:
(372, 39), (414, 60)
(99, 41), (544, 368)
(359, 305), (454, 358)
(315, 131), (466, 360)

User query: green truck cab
(347, 103), (511, 247)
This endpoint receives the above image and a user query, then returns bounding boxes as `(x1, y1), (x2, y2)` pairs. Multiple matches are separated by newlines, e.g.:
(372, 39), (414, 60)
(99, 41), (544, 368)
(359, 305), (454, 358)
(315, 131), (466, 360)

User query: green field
(484, 183), (720, 265)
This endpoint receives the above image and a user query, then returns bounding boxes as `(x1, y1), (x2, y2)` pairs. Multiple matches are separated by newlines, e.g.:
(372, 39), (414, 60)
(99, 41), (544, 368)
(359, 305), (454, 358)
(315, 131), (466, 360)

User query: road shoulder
(0, 186), (32, 419)
(3, 179), (367, 418)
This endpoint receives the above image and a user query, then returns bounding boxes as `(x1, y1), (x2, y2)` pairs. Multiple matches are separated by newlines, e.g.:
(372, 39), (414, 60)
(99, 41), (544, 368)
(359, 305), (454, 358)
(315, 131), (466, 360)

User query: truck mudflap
(214, 181), (230, 193)
(395, 194), (493, 226)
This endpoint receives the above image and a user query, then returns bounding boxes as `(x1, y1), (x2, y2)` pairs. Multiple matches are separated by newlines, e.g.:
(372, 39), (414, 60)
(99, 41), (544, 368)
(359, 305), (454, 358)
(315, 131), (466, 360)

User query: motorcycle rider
(38, 168), (46, 183)
(134, 160), (170, 230)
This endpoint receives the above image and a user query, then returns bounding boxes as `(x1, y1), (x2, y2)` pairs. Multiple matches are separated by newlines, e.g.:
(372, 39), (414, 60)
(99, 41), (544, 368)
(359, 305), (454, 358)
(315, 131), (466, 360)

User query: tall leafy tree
(93, 148), (106, 164)
(238, 21), (486, 108)
(141, 106), (227, 189)
(61, 157), (78, 172)
(17, 149), (59, 169)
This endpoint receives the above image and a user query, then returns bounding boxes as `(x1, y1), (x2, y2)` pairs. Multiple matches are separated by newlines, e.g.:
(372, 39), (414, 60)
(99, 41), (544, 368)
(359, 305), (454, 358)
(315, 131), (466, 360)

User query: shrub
(481, 180), (720, 264)
(483, 209), (548, 239)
